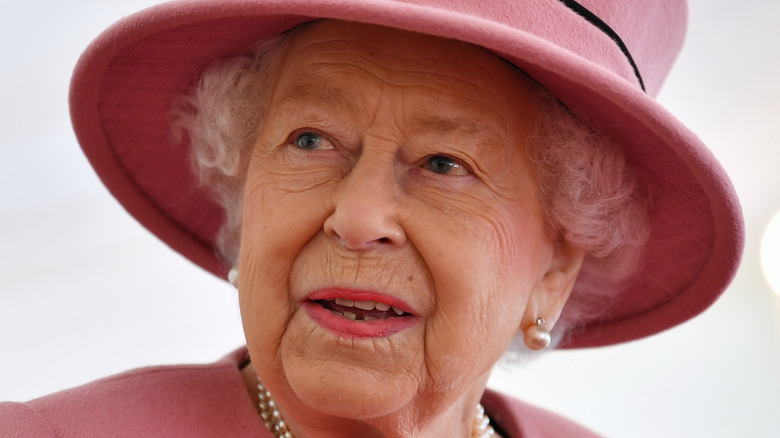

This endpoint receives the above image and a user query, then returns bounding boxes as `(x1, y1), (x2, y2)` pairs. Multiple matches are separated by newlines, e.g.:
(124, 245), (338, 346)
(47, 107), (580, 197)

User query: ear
(522, 240), (586, 330)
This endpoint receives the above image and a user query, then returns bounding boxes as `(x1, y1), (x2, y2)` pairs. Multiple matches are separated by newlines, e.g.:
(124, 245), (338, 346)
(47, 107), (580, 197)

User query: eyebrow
(273, 83), (358, 117)
(410, 115), (504, 151)
(412, 115), (488, 136)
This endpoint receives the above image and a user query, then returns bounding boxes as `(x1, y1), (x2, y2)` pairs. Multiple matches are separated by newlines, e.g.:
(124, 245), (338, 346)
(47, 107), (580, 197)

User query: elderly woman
(0, 0), (743, 437)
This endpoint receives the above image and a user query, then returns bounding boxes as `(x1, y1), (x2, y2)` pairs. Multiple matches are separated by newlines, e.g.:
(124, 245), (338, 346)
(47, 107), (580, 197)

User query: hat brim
(69, 0), (744, 348)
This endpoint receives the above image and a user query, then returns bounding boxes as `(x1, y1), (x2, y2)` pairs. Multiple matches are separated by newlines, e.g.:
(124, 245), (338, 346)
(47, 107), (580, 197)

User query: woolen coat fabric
(0, 348), (602, 437)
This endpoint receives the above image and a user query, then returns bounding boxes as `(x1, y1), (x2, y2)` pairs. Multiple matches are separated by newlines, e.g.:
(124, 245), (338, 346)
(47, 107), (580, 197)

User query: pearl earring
(228, 267), (239, 288)
(524, 317), (551, 350)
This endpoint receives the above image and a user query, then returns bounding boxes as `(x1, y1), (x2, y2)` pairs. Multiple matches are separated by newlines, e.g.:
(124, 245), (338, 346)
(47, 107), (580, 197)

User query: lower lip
(302, 301), (419, 339)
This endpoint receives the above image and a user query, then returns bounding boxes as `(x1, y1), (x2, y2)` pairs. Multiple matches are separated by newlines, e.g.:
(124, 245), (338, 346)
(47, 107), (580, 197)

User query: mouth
(315, 298), (411, 321)
(303, 289), (418, 338)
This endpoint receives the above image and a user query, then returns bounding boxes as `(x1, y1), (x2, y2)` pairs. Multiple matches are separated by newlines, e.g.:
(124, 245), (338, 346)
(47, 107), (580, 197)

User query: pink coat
(0, 348), (601, 437)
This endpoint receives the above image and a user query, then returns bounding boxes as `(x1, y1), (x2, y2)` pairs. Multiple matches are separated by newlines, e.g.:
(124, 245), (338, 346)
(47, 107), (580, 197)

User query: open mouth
(303, 290), (418, 338)
(313, 298), (412, 321)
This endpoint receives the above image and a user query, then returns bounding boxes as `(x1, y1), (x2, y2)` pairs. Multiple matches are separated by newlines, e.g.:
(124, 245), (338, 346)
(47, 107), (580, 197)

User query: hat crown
(577, 0), (687, 96)
(392, 0), (687, 96)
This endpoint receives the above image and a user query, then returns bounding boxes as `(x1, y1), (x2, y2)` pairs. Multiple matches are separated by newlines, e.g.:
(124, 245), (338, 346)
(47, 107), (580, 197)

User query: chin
(270, 313), (421, 419)
(282, 355), (416, 420)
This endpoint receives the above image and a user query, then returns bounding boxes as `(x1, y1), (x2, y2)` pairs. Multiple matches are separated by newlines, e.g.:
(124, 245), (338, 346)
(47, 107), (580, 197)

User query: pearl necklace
(257, 377), (496, 438)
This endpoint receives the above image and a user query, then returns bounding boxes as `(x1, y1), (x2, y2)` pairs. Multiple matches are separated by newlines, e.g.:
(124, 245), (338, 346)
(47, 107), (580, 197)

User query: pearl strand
(472, 403), (496, 438)
(257, 378), (293, 438)
(256, 377), (495, 438)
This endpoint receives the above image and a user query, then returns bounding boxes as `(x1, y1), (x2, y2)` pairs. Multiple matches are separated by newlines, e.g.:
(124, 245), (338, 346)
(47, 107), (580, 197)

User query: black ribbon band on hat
(558, 0), (646, 91)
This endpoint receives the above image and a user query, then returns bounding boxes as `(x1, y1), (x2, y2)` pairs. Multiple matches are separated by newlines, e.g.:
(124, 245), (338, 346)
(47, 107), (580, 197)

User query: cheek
(422, 211), (538, 318)
(238, 159), (339, 350)
(241, 152), (340, 263)
(408, 200), (548, 385)
(410, 188), (546, 287)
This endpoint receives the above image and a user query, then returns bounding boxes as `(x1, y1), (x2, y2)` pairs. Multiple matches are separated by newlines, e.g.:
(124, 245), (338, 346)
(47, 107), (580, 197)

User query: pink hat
(70, 0), (744, 348)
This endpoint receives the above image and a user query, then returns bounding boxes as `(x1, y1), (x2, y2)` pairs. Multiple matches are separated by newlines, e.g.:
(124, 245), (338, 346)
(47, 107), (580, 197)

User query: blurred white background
(1, 1), (779, 437)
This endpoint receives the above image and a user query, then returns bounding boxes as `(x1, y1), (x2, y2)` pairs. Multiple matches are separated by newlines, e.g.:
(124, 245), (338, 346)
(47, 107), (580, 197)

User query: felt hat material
(70, 0), (744, 348)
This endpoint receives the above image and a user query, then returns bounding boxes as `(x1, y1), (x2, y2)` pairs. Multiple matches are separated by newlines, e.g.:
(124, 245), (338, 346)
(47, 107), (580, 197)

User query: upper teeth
(334, 298), (405, 315)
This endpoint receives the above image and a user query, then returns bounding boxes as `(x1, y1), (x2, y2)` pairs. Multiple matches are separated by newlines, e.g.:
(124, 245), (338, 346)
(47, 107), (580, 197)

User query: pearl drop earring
(524, 317), (551, 350)
(228, 267), (239, 288)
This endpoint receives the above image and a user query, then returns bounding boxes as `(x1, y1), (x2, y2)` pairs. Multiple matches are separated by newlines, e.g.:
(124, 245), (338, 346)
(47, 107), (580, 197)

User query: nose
(323, 153), (407, 250)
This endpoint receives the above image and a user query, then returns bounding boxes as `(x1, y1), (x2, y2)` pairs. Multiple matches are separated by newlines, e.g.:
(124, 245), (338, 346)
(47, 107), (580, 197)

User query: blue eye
(423, 155), (467, 175)
(295, 132), (323, 150)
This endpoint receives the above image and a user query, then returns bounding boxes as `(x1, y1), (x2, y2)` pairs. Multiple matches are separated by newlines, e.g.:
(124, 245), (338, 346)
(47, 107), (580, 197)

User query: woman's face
(239, 20), (578, 427)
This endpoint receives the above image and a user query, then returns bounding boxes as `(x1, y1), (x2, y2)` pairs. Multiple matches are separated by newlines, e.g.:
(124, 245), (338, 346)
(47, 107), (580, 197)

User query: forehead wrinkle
(294, 39), (507, 102)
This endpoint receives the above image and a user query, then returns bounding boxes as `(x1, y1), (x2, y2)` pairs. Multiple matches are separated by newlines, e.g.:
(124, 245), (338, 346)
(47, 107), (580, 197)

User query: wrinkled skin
(238, 20), (585, 438)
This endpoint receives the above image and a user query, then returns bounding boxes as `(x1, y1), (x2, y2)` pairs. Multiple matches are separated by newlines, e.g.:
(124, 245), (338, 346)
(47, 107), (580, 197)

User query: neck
(241, 363), (495, 438)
